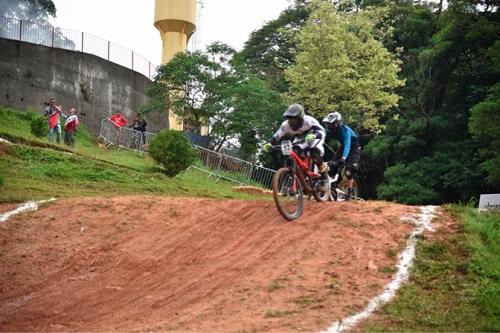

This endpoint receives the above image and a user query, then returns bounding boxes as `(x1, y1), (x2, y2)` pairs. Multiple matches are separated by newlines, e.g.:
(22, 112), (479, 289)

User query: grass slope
(0, 106), (263, 202)
(361, 205), (500, 332)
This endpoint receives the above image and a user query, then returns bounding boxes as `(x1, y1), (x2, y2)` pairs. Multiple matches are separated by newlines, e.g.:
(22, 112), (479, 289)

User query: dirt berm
(0, 196), (420, 332)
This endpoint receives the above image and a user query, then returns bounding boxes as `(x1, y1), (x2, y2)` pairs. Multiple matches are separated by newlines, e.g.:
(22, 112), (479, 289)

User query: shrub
(0, 173), (4, 187)
(149, 130), (197, 177)
(30, 116), (48, 138)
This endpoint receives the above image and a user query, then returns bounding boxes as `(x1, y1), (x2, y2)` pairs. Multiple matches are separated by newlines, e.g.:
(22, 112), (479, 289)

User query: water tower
(154, 0), (197, 129)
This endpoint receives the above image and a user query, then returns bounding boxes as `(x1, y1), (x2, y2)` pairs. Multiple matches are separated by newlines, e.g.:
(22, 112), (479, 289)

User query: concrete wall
(0, 38), (168, 134)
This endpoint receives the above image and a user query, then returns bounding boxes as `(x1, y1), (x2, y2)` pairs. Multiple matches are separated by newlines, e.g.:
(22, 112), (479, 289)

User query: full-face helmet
(283, 103), (305, 130)
(322, 112), (342, 130)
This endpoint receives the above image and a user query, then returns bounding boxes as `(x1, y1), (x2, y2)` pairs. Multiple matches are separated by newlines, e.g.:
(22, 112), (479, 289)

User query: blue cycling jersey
(326, 124), (358, 159)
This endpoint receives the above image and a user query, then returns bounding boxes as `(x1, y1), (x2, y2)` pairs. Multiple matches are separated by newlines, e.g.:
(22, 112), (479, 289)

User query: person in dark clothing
(130, 112), (147, 145)
(322, 111), (361, 200)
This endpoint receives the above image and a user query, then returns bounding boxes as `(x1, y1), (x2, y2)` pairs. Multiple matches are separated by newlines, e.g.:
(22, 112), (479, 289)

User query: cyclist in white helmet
(263, 103), (328, 176)
(322, 111), (361, 200)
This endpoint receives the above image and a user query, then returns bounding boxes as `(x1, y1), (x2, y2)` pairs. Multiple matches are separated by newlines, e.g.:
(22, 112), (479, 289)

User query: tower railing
(0, 16), (157, 80)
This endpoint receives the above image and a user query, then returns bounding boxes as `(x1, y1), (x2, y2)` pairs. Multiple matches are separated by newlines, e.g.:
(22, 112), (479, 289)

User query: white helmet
(322, 112), (342, 124)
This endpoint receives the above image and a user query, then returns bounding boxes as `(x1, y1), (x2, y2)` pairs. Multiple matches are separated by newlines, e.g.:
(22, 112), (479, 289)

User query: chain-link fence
(0, 16), (156, 80)
(99, 118), (276, 188)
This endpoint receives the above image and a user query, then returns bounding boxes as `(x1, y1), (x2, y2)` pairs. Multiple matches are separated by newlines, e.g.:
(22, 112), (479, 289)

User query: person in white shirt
(63, 108), (79, 147)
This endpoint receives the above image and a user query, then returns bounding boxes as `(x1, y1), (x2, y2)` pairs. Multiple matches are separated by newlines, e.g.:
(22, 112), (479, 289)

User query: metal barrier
(0, 16), (156, 80)
(98, 118), (276, 188)
(98, 118), (145, 152)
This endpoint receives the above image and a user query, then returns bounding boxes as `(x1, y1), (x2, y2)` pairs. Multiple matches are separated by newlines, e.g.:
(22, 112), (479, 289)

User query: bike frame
(286, 149), (321, 195)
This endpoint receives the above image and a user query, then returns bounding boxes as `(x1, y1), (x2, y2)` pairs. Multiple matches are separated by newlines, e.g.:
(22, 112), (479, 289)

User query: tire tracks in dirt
(0, 196), (430, 332)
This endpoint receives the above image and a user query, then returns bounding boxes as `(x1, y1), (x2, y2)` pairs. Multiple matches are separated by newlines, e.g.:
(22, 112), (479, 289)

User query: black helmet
(283, 103), (305, 130)
(283, 103), (305, 119)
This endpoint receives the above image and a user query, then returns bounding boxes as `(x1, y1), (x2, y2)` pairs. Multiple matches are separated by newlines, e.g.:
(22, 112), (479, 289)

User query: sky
(50, 0), (292, 66)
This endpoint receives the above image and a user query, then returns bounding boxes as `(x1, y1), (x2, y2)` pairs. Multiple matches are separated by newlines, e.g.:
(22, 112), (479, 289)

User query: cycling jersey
(270, 115), (326, 155)
(326, 124), (359, 159)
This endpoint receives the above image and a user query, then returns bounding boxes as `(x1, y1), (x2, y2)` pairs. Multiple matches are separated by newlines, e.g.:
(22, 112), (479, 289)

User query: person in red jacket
(110, 111), (128, 146)
(44, 98), (62, 144)
(63, 107), (79, 148)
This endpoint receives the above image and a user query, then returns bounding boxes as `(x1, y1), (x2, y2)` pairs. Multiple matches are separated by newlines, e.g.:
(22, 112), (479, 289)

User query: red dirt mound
(0, 196), (417, 332)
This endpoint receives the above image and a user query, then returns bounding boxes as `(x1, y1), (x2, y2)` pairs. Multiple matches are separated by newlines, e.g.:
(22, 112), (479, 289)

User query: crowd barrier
(98, 118), (276, 188)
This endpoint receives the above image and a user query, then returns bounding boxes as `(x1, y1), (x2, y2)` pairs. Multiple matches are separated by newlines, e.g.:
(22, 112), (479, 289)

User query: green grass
(363, 205), (500, 332)
(0, 106), (266, 202)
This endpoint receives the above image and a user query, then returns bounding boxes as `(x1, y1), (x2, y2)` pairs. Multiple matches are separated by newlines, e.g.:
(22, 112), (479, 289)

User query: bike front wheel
(272, 167), (304, 221)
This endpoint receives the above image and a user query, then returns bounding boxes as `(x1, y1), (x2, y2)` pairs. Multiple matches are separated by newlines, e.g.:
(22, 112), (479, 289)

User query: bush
(377, 161), (441, 205)
(0, 173), (4, 187)
(30, 116), (48, 138)
(149, 130), (197, 177)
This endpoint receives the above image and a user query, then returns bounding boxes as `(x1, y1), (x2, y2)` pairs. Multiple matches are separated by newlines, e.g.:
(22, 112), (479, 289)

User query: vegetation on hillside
(0, 107), (265, 203)
(238, 0), (500, 204)
(142, 43), (285, 159)
(286, 0), (404, 132)
(362, 205), (500, 332)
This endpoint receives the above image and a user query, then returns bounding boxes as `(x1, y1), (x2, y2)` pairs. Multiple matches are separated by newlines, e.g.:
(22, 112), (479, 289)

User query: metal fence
(0, 16), (156, 80)
(99, 118), (148, 151)
(98, 118), (276, 188)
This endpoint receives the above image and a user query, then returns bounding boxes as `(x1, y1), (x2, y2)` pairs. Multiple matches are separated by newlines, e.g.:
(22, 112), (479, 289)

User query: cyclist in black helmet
(322, 111), (361, 200)
(263, 103), (328, 176)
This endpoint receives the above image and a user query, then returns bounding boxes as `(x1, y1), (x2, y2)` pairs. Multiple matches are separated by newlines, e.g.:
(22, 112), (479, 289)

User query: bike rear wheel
(337, 177), (362, 201)
(272, 167), (304, 221)
(311, 176), (331, 202)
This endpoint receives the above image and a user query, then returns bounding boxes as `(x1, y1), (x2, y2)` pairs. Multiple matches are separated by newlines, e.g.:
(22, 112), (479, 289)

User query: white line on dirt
(322, 205), (437, 333)
(0, 198), (57, 223)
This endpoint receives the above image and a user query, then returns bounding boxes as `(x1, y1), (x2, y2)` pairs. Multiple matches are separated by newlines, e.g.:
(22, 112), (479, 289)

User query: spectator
(110, 111), (127, 146)
(63, 107), (79, 148)
(44, 97), (62, 144)
(130, 112), (147, 145)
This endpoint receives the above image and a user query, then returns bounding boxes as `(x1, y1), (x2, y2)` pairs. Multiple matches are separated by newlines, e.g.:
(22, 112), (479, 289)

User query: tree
(367, 0), (500, 203)
(239, 0), (309, 92)
(285, 0), (404, 132)
(142, 43), (285, 159)
(142, 50), (220, 133)
(0, 0), (56, 19)
(470, 83), (500, 186)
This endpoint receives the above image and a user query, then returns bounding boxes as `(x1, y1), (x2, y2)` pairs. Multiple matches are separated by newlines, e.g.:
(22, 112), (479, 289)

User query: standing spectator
(110, 111), (127, 146)
(130, 112), (147, 145)
(44, 97), (62, 144)
(63, 107), (79, 148)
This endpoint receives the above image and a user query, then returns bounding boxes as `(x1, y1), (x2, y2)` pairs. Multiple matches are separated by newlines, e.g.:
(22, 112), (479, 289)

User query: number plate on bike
(281, 140), (293, 156)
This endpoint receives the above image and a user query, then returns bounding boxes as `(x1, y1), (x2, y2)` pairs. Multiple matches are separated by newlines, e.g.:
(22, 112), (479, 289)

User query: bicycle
(327, 160), (363, 202)
(271, 140), (331, 221)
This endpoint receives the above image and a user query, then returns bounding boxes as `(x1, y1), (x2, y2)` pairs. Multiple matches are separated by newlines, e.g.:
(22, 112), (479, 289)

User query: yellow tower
(154, 0), (197, 130)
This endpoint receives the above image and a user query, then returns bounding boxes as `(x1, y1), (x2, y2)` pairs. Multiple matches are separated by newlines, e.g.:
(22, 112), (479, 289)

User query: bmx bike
(327, 160), (364, 202)
(271, 140), (331, 221)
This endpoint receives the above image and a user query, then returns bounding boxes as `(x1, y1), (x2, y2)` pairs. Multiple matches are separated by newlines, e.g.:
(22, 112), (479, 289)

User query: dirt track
(0, 196), (419, 332)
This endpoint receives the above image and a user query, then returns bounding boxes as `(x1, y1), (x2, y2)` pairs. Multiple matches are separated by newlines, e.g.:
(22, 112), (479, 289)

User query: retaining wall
(0, 38), (168, 134)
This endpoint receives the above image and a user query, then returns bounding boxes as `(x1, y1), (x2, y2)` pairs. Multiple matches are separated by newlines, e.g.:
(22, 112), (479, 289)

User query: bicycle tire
(338, 176), (362, 201)
(272, 167), (304, 221)
(311, 177), (331, 202)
